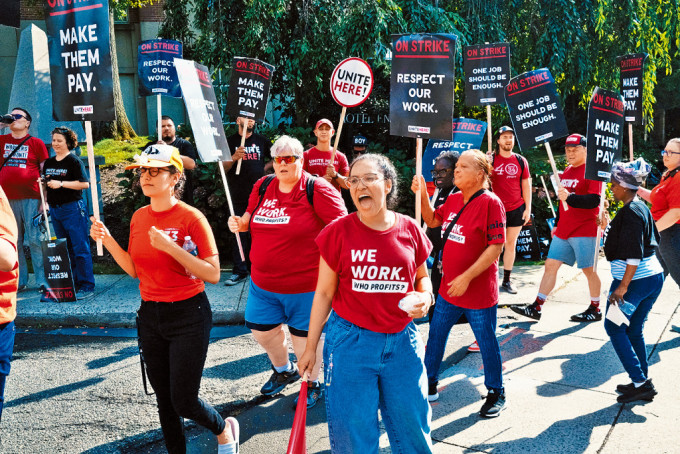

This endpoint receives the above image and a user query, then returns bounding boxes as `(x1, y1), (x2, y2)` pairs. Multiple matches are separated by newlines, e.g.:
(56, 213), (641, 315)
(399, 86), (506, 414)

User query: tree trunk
(92, 6), (137, 142)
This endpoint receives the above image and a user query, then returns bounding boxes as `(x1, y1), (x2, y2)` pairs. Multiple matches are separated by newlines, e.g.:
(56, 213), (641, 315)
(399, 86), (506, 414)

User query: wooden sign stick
(330, 106), (347, 164)
(235, 124), (247, 175)
(592, 182), (606, 272)
(544, 142), (568, 211)
(539, 175), (556, 218)
(157, 94), (162, 142)
(85, 121), (103, 256)
(37, 178), (52, 240)
(486, 105), (492, 152)
(628, 123), (634, 161)
(415, 138), (423, 224)
(218, 163), (245, 261)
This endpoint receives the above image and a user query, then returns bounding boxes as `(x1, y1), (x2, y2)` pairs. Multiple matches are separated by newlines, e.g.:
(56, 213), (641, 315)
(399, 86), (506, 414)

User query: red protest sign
(330, 58), (374, 107)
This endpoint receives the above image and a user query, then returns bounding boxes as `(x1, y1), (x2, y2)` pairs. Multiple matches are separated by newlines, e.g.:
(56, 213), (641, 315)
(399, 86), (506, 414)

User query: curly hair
(434, 150), (459, 169)
(52, 127), (78, 150)
(349, 153), (399, 208)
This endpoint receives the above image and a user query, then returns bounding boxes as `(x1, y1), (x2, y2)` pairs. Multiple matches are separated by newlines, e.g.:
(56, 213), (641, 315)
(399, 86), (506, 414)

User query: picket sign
(37, 177), (52, 239)
(84, 121), (103, 256)
(544, 143), (568, 211)
(539, 175), (556, 218)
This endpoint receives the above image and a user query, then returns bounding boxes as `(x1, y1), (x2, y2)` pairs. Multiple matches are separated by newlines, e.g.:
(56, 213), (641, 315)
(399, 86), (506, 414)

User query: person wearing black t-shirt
(42, 127), (95, 299)
(221, 117), (273, 286)
(144, 116), (198, 204)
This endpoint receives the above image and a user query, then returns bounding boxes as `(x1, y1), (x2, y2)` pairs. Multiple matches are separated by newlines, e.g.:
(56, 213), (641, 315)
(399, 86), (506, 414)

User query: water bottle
(398, 293), (421, 313)
(182, 236), (198, 279)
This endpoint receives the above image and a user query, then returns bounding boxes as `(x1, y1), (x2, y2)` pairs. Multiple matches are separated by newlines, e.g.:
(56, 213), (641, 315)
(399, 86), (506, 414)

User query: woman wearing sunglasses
(42, 127), (95, 299)
(228, 135), (346, 409)
(90, 145), (239, 454)
(637, 139), (680, 289)
(299, 153), (434, 453)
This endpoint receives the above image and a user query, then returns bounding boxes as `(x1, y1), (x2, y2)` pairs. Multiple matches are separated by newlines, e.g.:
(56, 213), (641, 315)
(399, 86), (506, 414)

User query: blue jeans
(0, 321), (16, 422)
(604, 273), (664, 383)
(50, 199), (95, 291)
(657, 223), (680, 289)
(8, 198), (46, 288)
(323, 312), (433, 454)
(425, 296), (504, 391)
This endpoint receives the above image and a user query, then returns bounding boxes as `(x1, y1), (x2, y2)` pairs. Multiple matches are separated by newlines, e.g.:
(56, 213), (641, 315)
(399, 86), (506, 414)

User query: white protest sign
(330, 57), (374, 107)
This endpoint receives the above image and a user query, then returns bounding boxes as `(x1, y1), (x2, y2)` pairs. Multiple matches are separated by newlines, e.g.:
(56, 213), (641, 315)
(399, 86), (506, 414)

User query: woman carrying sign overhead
(412, 149), (507, 418)
(299, 153), (434, 453)
(228, 135), (346, 409)
(90, 145), (239, 454)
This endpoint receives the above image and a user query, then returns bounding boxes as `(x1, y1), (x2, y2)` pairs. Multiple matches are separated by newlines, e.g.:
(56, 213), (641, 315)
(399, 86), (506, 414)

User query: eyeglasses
(430, 169), (453, 178)
(661, 149), (680, 157)
(273, 155), (300, 165)
(137, 167), (170, 177)
(346, 173), (384, 187)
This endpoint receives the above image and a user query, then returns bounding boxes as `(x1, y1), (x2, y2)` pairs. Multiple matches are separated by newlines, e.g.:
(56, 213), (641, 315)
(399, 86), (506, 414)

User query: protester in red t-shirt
(228, 135), (346, 409)
(413, 149), (507, 418)
(90, 145), (239, 453)
(303, 119), (350, 192)
(299, 154), (434, 452)
(511, 134), (604, 323)
(489, 126), (531, 294)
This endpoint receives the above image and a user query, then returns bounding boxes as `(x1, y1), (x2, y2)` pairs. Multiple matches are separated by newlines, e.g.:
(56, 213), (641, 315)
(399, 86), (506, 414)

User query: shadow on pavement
(87, 346), (138, 370)
(5, 376), (105, 409)
(203, 352), (271, 381)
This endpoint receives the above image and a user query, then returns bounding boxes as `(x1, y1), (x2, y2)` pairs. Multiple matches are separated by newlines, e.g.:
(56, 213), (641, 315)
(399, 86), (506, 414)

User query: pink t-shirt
(246, 172), (347, 294)
(316, 213), (432, 333)
(303, 147), (350, 191)
(434, 191), (505, 309)
(0, 134), (49, 199)
(554, 164), (602, 239)
(491, 153), (530, 211)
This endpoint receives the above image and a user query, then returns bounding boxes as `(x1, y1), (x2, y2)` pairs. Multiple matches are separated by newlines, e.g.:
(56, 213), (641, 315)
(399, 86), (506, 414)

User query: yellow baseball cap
(126, 144), (184, 173)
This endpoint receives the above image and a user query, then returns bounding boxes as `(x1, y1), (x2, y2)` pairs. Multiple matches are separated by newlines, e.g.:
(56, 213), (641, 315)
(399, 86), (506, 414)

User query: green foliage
(93, 136), (150, 167)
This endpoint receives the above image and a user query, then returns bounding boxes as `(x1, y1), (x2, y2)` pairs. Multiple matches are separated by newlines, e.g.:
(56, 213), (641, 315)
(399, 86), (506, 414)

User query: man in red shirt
(303, 119), (350, 192)
(0, 108), (49, 292)
(512, 134), (603, 322)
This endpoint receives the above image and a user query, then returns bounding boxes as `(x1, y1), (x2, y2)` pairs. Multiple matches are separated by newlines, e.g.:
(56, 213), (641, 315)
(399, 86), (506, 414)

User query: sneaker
(500, 280), (518, 294)
(616, 383), (635, 394)
(17, 284), (27, 292)
(467, 341), (480, 352)
(510, 303), (542, 320)
(260, 364), (300, 396)
(224, 273), (247, 286)
(428, 382), (439, 402)
(570, 305), (602, 322)
(38, 285), (46, 294)
(293, 381), (324, 409)
(617, 379), (657, 403)
(224, 416), (239, 453)
(76, 290), (95, 300)
(480, 389), (506, 418)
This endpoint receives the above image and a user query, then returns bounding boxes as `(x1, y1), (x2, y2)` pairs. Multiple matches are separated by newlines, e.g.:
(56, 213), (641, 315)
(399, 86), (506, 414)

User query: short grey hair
(271, 135), (304, 157)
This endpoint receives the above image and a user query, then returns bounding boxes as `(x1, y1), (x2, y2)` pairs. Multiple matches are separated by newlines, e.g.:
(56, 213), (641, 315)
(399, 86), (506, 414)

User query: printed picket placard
(463, 42), (511, 106)
(138, 39), (183, 98)
(585, 87), (625, 181)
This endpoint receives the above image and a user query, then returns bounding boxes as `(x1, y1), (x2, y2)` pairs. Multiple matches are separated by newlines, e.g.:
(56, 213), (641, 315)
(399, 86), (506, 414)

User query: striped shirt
(611, 255), (664, 281)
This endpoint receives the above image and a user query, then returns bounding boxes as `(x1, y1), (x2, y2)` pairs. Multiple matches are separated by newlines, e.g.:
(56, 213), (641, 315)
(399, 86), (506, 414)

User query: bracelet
(60, 181), (63, 188)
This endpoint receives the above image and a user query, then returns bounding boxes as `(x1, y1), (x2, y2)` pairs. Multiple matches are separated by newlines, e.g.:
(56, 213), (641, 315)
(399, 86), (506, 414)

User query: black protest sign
(44, 0), (115, 121)
(463, 42), (511, 106)
(390, 33), (457, 139)
(138, 39), (182, 98)
(174, 59), (231, 162)
(617, 53), (647, 125)
(585, 87), (625, 181)
(0, 0), (20, 28)
(423, 118), (487, 181)
(515, 215), (541, 261)
(226, 57), (275, 121)
(505, 68), (569, 151)
(42, 238), (76, 303)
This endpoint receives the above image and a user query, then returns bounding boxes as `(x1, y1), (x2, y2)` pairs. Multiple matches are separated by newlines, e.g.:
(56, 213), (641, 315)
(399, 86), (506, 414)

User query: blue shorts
(244, 280), (314, 336)
(547, 236), (597, 269)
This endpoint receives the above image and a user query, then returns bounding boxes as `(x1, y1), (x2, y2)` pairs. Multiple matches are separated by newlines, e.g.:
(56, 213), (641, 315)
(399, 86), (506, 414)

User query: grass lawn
(85, 136), (151, 167)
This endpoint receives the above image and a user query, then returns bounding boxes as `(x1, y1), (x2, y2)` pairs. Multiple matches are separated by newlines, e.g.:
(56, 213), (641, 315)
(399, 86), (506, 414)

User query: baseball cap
(497, 126), (514, 135)
(565, 134), (587, 147)
(353, 135), (368, 147)
(315, 118), (334, 130)
(126, 144), (184, 173)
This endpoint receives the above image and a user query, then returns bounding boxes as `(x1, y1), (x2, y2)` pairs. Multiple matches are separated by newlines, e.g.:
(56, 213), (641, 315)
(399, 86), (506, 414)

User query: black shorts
(506, 203), (526, 227)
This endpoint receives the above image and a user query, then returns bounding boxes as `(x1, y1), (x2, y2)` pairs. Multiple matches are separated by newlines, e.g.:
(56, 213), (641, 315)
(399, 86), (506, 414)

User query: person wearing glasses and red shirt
(90, 145), (239, 454)
(228, 135), (346, 409)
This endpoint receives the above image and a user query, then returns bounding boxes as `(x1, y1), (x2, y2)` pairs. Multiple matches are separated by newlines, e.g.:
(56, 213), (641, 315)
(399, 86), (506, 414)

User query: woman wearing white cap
(90, 145), (239, 454)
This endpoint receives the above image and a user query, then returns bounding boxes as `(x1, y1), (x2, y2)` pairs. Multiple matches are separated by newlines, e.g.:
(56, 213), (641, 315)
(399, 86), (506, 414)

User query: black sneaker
(293, 380), (324, 409)
(500, 280), (518, 294)
(260, 364), (300, 396)
(224, 274), (248, 286)
(510, 303), (542, 320)
(616, 383), (635, 394)
(428, 382), (439, 402)
(617, 379), (657, 403)
(570, 305), (602, 322)
(480, 389), (506, 418)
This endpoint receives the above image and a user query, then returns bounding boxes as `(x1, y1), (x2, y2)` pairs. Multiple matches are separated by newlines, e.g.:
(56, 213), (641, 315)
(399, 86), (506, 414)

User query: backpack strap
(515, 154), (526, 192)
(249, 174), (276, 228)
(0, 135), (31, 173)
(305, 175), (316, 206)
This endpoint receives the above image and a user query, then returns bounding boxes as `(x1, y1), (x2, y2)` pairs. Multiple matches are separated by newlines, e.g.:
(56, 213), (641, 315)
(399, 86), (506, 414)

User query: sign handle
(593, 182), (606, 272)
(415, 138), (423, 224)
(486, 105), (492, 152)
(235, 126), (247, 175)
(330, 106), (347, 164)
(628, 123), (634, 161)
(218, 162), (245, 261)
(544, 142), (568, 211)
(539, 175), (556, 218)
(157, 94), (162, 142)
(423, 187), (439, 230)
(84, 121), (104, 256)
(37, 178), (52, 239)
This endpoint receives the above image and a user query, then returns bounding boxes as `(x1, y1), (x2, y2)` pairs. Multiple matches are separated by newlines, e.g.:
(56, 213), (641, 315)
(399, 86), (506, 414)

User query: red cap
(315, 118), (334, 130)
(565, 134), (586, 147)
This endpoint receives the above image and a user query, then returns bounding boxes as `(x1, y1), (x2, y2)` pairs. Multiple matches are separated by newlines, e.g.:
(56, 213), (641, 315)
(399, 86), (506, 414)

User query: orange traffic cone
(286, 380), (308, 454)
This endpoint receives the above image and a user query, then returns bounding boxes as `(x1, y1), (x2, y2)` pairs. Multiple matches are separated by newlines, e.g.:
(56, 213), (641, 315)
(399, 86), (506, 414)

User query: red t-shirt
(302, 147), (350, 191)
(554, 164), (602, 239)
(128, 201), (218, 302)
(0, 134), (49, 199)
(434, 191), (505, 309)
(491, 153), (530, 211)
(0, 186), (18, 324)
(650, 171), (680, 223)
(247, 172), (347, 294)
(317, 213), (432, 333)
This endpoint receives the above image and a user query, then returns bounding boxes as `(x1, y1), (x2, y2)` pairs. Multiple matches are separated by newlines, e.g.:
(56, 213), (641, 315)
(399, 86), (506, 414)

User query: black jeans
(137, 292), (225, 454)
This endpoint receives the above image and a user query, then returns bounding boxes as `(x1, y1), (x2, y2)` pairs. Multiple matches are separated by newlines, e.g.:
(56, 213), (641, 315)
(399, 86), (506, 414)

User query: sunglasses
(273, 155), (300, 165)
(11, 113), (26, 120)
(661, 149), (680, 157)
(430, 169), (453, 178)
(136, 167), (170, 177)
(346, 173), (384, 187)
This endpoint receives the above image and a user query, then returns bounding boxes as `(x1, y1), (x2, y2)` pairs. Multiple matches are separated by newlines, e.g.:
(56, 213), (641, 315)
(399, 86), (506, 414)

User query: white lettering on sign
(330, 58), (374, 107)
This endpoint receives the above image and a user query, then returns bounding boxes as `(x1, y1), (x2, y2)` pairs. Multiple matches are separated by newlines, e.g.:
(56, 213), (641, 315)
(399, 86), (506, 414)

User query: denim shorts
(547, 236), (597, 268)
(244, 279), (314, 336)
